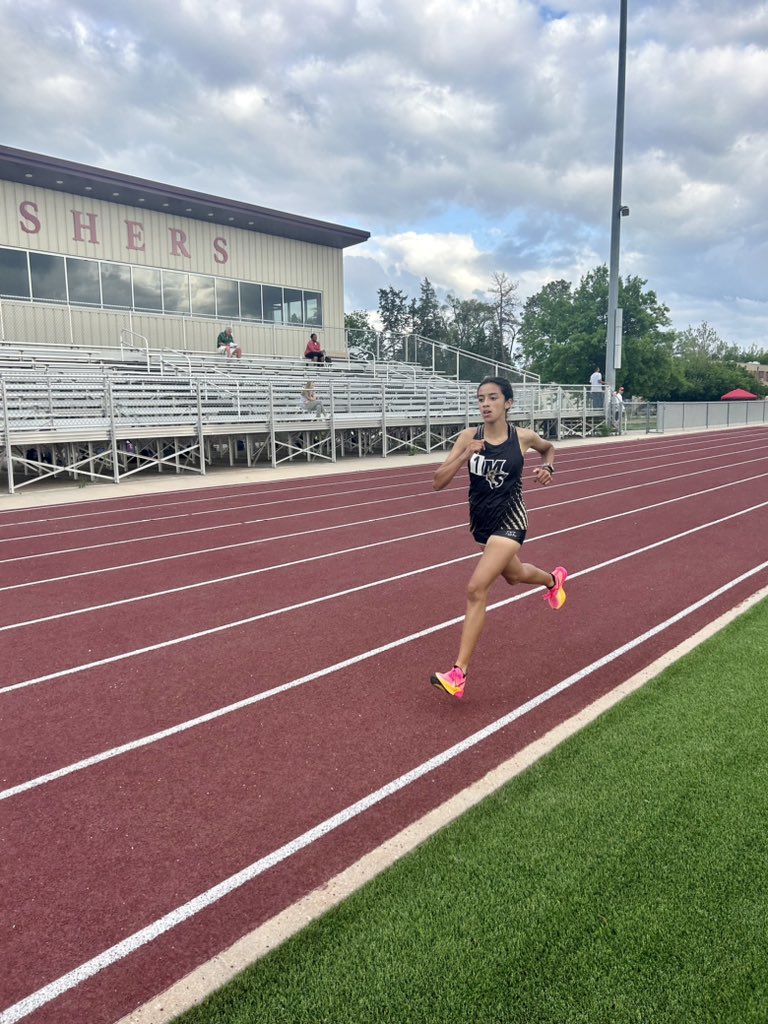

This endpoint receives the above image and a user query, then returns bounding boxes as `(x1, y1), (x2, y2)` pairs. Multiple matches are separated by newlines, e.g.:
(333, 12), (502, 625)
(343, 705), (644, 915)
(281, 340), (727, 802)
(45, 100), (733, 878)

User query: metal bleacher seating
(0, 339), (599, 493)
(0, 340), (480, 491)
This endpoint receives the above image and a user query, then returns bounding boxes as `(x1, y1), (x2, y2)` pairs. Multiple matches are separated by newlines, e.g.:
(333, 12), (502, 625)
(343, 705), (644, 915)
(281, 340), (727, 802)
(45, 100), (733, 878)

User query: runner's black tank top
(468, 423), (528, 537)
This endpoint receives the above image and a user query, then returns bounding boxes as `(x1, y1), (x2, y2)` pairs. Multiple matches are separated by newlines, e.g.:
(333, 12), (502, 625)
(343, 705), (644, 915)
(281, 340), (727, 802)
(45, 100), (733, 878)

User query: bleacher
(0, 339), (600, 494)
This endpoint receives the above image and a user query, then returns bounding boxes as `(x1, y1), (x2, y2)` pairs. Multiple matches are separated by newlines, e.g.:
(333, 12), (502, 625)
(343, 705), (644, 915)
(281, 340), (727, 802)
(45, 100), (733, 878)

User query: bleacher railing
(0, 296), (541, 387)
(119, 329), (150, 371)
(345, 330), (539, 385)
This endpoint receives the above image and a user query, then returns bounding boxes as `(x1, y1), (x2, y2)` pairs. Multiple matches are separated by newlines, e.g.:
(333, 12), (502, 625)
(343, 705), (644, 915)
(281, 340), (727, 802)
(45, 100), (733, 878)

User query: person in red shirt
(304, 333), (326, 362)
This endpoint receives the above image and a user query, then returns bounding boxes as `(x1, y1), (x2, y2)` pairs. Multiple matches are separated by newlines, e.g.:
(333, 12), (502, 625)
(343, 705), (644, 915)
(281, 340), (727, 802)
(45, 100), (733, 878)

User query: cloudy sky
(1, 0), (766, 348)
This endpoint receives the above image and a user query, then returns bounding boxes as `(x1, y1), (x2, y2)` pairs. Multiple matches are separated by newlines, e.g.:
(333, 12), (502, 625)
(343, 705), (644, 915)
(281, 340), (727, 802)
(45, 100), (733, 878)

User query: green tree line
(345, 266), (767, 401)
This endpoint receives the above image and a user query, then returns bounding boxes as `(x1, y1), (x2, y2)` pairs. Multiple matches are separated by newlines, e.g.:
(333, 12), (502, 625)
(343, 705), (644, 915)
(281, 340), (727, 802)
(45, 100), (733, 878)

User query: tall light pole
(604, 0), (628, 392)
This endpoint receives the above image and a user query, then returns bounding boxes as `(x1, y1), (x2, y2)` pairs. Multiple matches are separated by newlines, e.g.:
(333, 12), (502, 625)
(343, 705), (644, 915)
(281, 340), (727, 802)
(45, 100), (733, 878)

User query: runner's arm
(433, 428), (483, 491)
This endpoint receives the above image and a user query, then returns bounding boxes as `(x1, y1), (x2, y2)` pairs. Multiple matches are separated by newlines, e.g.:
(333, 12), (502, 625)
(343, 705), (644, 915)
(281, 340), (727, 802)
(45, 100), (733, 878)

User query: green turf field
(175, 597), (768, 1024)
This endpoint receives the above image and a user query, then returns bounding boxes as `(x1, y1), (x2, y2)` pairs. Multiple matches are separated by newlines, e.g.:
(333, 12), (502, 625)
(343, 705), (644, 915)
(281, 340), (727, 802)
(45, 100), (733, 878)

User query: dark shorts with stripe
(472, 525), (527, 546)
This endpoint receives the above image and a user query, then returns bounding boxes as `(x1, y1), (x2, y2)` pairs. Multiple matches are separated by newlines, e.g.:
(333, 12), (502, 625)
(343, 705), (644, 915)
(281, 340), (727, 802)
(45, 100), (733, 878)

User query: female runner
(430, 376), (567, 699)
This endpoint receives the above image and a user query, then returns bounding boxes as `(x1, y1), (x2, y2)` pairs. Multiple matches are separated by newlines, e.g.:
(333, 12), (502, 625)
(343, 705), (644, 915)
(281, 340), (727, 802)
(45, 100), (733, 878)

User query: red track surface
(1, 427), (767, 1024)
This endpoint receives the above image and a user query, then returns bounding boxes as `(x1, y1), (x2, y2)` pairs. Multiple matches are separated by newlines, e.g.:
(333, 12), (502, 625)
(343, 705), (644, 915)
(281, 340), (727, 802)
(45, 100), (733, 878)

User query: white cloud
(0, 0), (766, 347)
(352, 231), (490, 295)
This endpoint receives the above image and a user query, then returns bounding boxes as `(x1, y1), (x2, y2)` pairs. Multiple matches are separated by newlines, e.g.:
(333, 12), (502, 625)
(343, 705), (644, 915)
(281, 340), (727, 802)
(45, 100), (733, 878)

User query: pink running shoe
(544, 566), (567, 610)
(430, 665), (466, 699)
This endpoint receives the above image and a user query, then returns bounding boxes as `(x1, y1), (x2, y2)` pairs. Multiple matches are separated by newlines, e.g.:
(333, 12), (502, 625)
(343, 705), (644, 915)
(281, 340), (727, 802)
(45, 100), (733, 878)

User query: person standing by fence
(611, 386), (625, 431)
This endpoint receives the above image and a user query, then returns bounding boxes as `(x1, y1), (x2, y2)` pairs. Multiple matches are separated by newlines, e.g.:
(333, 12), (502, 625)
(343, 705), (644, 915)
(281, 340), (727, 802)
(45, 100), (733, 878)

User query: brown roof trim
(0, 145), (370, 250)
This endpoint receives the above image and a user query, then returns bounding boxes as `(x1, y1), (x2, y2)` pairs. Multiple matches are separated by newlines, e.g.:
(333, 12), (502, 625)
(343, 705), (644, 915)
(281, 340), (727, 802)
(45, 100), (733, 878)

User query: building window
(101, 263), (132, 308)
(162, 270), (190, 314)
(66, 258), (101, 306)
(216, 278), (239, 318)
(1, 246), (322, 327)
(190, 274), (216, 316)
(239, 282), (262, 321)
(30, 252), (67, 302)
(304, 291), (322, 326)
(0, 248), (30, 299)
(284, 288), (303, 324)
(132, 267), (163, 311)
(263, 285), (283, 323)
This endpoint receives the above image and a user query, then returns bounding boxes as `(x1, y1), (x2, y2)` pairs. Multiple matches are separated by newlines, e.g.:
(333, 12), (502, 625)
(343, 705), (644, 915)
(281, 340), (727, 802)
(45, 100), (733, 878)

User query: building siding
(0, 179), (346, 356)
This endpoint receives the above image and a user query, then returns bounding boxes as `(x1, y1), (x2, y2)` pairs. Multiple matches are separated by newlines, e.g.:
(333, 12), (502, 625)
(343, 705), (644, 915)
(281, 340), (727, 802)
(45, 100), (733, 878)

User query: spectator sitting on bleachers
(304, 333), (330, 363)
(300, 380), (326, 418)
(216, 327), (242, 359)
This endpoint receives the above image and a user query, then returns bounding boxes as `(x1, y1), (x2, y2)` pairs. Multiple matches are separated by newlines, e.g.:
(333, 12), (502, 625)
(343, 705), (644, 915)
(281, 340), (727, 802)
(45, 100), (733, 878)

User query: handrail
(164, 348), (193, 379)
(119, 329), (150, 371)
(345, 328), (540, 385)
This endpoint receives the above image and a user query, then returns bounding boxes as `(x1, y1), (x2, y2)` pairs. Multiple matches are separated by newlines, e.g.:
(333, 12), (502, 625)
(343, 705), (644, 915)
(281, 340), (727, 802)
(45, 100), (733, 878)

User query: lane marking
(2, 431), (760, 540)
(2, 441), (766, 551)
(0, 501), (449, 567)
(2, 425), (763, 529)
(3, 497), (766, 697)
(2, 456), (766, 587)
(3, 472), (767, 634)
(0, 483), (433, 543)
(0, 466), (435, 526)
(122, 582), (768, 1024)
(3, 502), (766, 796)
(2, 560), (766, 1024)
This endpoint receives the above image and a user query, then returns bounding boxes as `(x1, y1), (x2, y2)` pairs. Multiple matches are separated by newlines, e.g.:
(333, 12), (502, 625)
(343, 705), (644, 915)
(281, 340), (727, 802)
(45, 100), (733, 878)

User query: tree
(517, 279), (580, 382)
(377, 287), (411, 359)
(667, 321), (767, 399)
(444, 294), (494, 351)
(673, 357), (764, 400)
(344, 310), (378, 359)
(518, 265), (679, 397)
(674, 321), (730, 360)
(739, 344), (768, 363)
(487, 272), (521, 364)
(436, 294), (505, 378)
(409, 278), (446, 342)
(408, 278), (448, 368)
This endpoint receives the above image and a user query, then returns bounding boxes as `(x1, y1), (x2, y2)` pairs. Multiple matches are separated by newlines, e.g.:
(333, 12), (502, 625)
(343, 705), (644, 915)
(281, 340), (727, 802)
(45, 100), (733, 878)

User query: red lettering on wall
(125, 220), (145, 252)
(72, 210), (100, 245)
(169, 228), (191, 259)
(213, 236), (229, 265)
(19, 200), (41, 234)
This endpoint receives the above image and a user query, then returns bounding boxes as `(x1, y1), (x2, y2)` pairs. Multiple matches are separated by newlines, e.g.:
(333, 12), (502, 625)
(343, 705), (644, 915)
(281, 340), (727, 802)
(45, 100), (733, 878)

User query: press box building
(0, 145), (369, 358)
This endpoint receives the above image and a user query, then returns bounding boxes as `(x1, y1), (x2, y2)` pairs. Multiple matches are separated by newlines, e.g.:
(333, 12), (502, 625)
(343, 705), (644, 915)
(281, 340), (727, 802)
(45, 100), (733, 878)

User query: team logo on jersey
(469, 453), (508, 489)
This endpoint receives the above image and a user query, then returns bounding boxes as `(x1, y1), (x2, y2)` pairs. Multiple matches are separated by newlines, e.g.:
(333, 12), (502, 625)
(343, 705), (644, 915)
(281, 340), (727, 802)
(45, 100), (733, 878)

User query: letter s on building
(19, 201), (41, 234)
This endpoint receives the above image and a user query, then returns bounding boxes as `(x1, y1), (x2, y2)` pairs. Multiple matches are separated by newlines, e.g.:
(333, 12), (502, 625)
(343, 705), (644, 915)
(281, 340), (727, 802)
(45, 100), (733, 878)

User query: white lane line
(2, 426), (762, 530)
(0, 478), (438, 542)
(3, 472), (767, 634)
(3, 496), (766, 696)
(2, 559), (766, 1024)
(2, 452), (766, 582)
(114, 586), (768, 1024)
(1, 426), (764, 541)
(2, 440), (766, 551)
(3, 502), (766, 795)
(0, 501), (449, 567)
(552, 428), (767, 467)
(0, 467), (425, 526)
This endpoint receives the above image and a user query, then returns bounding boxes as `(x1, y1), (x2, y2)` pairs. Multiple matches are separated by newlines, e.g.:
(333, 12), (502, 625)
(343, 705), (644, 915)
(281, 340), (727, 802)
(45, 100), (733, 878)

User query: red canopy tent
(720, 388), (757, 400)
